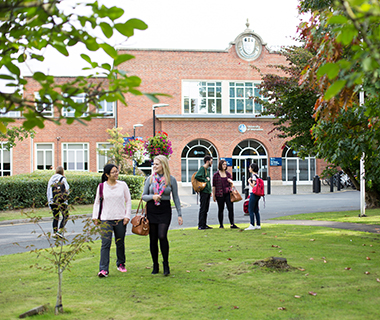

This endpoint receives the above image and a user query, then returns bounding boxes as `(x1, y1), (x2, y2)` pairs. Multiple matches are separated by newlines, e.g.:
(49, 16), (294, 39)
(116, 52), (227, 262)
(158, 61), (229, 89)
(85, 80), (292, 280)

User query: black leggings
(149, 222), (170, 264)
(216, 193), (234, 226)
(51, 203), (69, 233)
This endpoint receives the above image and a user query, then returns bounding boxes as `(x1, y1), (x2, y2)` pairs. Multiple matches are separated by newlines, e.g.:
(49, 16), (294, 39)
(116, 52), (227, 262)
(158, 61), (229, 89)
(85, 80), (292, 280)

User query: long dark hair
(102, 164), (118, 183)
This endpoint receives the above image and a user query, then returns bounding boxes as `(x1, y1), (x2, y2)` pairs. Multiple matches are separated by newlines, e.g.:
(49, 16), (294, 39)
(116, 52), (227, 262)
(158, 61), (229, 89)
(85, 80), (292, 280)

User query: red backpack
(252, 175), (265, 197)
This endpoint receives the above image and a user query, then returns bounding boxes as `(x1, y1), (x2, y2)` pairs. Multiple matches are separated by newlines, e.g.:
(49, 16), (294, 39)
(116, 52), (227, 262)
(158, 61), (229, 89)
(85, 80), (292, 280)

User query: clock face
(236, 34), (262, 61)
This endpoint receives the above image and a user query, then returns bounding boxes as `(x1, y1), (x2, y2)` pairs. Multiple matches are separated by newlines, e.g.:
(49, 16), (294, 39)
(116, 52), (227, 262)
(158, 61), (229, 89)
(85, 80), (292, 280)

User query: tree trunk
(55, 269), (63, 315)
(365, 189), (380, 209)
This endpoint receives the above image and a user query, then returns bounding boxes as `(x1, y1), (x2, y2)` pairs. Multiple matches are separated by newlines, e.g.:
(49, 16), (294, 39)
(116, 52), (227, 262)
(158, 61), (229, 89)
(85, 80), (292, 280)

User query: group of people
(46, 155), (262, 278)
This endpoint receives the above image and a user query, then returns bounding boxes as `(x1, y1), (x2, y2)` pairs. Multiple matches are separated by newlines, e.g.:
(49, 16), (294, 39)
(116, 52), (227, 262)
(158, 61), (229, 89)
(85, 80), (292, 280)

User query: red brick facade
(6, 27), (325, 184)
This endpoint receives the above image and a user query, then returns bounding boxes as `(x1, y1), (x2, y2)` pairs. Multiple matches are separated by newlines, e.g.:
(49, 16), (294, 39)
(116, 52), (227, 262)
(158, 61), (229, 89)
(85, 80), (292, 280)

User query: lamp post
(132, 124), (143, 175)
(152, 103), (169, 137)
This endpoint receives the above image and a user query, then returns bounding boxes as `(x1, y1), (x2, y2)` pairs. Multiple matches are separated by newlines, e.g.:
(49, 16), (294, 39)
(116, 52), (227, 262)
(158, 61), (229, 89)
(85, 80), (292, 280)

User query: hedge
(0, 170), (145, 211)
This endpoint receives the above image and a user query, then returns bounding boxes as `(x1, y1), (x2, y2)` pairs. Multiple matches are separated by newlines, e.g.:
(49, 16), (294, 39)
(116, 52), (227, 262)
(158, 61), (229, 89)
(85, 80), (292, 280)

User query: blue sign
(123, 137), (134, 146)
(220, 157), (233, 166)
(270, 157), (282, 166)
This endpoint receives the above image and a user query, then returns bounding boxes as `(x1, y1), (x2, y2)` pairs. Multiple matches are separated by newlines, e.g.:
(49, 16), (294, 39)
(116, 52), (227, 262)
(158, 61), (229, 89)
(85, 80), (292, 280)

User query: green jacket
(194, 166), (212, 194)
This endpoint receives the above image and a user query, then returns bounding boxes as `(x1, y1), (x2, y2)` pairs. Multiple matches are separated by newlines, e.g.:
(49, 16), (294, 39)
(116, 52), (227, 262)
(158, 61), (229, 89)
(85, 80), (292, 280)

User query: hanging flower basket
(124, 138), (146, 165)
(144, 131), (173, 160)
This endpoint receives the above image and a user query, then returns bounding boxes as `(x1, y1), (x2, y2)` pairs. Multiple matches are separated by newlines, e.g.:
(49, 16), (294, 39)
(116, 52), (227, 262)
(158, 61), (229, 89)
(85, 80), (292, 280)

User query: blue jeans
(99, 220), (126, 272)
(248, 193), (261, 226)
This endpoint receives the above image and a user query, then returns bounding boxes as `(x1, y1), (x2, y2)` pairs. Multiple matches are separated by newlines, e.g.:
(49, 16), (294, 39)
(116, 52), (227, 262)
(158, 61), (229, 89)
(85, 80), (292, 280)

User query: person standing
(212, 160), (239, 229)
(142, 155), (183, 276)
(195, 155), (213, 230)
(47, 166), (70, 238)
(92, 164), (131, 278)
(245, 163), (261, 230)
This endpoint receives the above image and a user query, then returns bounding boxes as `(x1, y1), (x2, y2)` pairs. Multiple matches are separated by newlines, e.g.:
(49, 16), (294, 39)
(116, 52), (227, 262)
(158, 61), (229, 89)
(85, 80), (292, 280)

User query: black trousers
(198, 192), (211, 228)
(51, 203), (69, 233)
(216, 192), (234, 226)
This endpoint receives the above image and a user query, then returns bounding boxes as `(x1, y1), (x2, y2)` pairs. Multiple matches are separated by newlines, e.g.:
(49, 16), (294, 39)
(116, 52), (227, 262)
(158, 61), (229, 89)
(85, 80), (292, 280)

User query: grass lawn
(270, 209), (380, 225)
(0, 201), (143, 222)
(1, 223), (379, 319)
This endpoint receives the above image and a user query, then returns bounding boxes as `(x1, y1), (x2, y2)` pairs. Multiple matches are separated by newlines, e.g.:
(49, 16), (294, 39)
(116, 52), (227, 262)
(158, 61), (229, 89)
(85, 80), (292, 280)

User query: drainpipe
(30, 137), (33, 172)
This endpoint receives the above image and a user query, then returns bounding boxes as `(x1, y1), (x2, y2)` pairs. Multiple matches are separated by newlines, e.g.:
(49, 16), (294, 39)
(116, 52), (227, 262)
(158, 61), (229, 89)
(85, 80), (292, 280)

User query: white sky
(23, 0), (305, 76)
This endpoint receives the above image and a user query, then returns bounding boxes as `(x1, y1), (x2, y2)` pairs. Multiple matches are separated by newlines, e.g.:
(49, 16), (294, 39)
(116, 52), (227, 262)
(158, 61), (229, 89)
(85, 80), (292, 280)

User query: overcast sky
(24, 0), (305, 76)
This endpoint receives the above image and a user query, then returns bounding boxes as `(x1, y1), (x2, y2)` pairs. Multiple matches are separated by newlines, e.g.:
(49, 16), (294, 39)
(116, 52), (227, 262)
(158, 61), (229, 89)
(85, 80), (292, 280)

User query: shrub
(0, 170), (145, 211)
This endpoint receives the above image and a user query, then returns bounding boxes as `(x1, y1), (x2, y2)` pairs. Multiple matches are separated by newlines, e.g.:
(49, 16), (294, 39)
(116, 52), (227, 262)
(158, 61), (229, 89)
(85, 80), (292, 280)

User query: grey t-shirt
(142, 175), (182, 217)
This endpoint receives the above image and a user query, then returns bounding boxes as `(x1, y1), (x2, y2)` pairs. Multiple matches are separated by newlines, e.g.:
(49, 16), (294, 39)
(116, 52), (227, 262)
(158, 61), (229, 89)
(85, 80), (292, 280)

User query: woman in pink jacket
(92, 164), (131, 278)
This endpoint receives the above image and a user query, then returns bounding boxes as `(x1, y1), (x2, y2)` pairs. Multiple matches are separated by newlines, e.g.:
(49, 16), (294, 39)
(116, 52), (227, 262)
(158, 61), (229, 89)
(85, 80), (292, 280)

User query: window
(62, 94), (87, 117)
(97, 143), (112, 172)
(98, 100), (115, 117)
(0, 142), (12, 176)
(35, 93), (53, 117)
(36, 143), (53, 170)
(183, 81), (222, 114)
(229, 82), (266, 114)
(62, 143), (89, 171)
(0, 108), (21, 117)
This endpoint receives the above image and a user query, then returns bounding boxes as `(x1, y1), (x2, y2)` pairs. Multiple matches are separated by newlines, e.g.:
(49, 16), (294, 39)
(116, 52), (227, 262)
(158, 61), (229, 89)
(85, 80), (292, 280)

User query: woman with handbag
(212, 160), (239, 229)
(142, 155), (183, 276)
(92, 164), (132, 277)
(245, 163), (261, 231)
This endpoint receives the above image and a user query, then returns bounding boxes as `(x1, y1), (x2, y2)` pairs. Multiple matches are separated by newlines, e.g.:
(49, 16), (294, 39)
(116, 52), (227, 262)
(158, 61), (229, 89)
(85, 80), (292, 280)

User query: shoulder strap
(59, 176), (64, 183)
(97, 183), (104, 220)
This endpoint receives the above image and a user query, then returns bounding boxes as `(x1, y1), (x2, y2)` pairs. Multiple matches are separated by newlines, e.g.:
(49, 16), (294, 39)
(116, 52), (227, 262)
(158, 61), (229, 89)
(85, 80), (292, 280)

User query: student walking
(92, 164), (131, 277)
(245, 163), (261, 230)
(195, 155), (213, 230)
(47, 166), (70, 239)
(212, 160), (239, 229)
(142, 155), (183, 276)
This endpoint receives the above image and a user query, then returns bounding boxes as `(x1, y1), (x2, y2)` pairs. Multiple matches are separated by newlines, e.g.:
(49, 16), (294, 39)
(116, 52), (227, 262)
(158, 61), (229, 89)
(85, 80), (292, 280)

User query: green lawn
(270, 208), (380, 225)
(1, 221), (379, 319)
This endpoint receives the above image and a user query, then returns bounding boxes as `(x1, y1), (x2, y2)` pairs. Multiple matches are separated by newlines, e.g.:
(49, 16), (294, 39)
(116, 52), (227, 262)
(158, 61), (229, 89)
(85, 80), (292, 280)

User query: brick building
(1, 24), (324, 189)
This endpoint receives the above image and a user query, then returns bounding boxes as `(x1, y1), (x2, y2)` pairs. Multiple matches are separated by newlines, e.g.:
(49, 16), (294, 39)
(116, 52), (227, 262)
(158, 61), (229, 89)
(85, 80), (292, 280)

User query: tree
(298, 0), (380, 207)
(98, 127), (132, 174)
(0, 125), (35, 149)
(0, 0), (165, 132)
(257, 46), (318, 158)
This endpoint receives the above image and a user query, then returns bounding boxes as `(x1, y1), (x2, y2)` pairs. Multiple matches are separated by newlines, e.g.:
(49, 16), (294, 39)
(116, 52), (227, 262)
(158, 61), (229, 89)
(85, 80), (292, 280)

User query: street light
(132, 124), (143, 175)
(152, 103), (169, 137)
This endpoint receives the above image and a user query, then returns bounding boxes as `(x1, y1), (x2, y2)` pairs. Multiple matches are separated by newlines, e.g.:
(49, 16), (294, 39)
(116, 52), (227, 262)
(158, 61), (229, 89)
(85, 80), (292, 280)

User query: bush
(0, 170), (145, 211)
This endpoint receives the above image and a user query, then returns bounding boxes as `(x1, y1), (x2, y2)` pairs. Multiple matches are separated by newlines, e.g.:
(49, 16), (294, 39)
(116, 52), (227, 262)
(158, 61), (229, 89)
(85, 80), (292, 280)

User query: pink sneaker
(98, 270), (108, 277)
(117, 264), (127, 273)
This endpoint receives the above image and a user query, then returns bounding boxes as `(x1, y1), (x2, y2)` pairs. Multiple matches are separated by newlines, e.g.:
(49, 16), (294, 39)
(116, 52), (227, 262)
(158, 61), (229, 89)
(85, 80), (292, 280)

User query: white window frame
(0, 108), (21, 118)
(62, 93), (88, 117)
(97, 100), (115, 117)
(229, 81), (266, 114)
(182, 81), (222, 114)
(34, 92), (54, 117)
(62, 142), (89, 171)
(96, 142), (113, 172)
(0, 142), (12, 176)
(35, 143), (54, 170)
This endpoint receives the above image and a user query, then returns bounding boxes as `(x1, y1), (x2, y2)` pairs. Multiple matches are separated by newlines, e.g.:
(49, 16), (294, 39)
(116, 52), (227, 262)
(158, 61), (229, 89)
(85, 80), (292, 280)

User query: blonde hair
(151, 155), (171, 186)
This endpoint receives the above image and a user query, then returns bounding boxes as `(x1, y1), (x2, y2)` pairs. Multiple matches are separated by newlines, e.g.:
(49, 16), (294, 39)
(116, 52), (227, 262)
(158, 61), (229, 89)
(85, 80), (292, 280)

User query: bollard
(316, 175), (321, 193)
(330, 176), (334, 192)
(293, 175), (297, 194)
(267, 176), (271, 195)
(312, 176), (316, 193)
(242, 174), (248, 199)
(337, 174), (341, 191)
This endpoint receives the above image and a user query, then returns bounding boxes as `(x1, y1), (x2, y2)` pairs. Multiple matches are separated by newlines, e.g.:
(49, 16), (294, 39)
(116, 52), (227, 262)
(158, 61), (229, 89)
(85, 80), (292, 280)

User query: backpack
(252, 175), (265, 197)
(52, 176), (68, 204)
(191, 169), (207, 193)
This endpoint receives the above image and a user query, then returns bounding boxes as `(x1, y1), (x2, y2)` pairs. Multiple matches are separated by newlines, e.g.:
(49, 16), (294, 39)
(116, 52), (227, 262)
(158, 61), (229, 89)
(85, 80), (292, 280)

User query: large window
(229, 82), (266, 114)
(97, 143), (112, 172)
(0, 108), (20, 117)
(35, 93), (53, 117)
(282, 146), (316, 183)
(0, 142), (11, 176)
(62, 94), (87, 117)
(183, 81), (222, 114)
(36, 143), (53, 170)
(62, 143), (89, 171)
(98, 100), (115, 117)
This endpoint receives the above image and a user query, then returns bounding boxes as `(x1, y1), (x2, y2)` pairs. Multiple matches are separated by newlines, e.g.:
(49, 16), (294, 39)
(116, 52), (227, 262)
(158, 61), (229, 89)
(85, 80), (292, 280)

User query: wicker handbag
(131, 199), (150, 236)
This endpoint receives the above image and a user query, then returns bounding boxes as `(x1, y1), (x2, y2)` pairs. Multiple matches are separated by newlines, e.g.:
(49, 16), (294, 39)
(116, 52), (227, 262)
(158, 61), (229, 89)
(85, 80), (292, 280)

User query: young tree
(0, 0), (165, 132)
